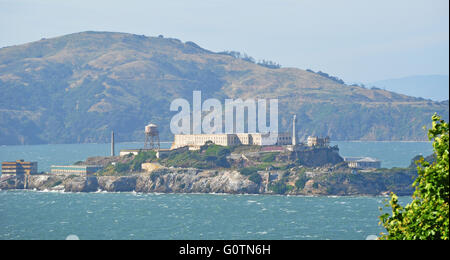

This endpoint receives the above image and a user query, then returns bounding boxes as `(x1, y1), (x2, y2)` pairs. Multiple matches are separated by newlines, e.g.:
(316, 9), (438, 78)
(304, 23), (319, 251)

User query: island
(0, 141), (425, 196)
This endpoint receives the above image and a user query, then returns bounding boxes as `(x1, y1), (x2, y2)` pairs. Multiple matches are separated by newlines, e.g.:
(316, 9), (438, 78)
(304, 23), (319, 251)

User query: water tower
(144, 123), (160, 150)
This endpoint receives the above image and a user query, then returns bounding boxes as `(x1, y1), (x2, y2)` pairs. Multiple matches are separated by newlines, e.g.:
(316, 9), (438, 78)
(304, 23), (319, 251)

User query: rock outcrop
(0, 168), (262, 194)
(97, 176), (137, 192)
(64, 176), (99, 192)
(0, 166), (416, 196)
(133, 168), (259, 194)
(293, 147), (343, 167)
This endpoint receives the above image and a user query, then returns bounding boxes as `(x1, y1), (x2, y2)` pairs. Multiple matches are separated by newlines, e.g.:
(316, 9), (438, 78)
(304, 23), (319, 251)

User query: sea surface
(0, 141), (431, 240)
(0, 191), (411, 240)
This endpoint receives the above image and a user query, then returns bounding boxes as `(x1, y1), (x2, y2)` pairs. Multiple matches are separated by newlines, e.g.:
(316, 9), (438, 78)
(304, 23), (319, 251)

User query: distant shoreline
(0, 165), (417, 196)
(0, 140), (432, 147)
(0, 188), (396, 198)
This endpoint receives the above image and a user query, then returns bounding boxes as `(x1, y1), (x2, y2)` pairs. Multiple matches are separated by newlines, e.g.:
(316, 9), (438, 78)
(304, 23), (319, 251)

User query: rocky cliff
(293, 147), (343, 167)
(0, 168), (259, 194)
(0, 166), (416, 196)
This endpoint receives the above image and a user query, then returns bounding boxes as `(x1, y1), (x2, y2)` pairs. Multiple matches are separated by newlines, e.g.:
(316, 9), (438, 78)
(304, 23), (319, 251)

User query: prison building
(171, 133), (292, 150)
(1, 160), (38, 175)
(50, 165), (103, 176)
(344, 157), (381, 169)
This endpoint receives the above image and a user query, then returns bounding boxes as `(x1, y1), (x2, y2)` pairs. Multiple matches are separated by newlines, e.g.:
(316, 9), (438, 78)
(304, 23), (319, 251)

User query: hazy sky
(0, 0), (448, 82)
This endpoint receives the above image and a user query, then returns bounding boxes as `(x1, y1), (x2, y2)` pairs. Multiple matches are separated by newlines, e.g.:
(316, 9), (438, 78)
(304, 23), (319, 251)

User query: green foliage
(162, 144), (231, 169)
(238, 163), (280, 175)
(239, 167), (259, 176)
(248, 173), (263, 184)
(202, 144), (230, 168)
(229, 145), (261, 153)
(115, 163), (130, 173)
(308, 69), (345, 84)
(260, 152), (278, 163)
(314, 167), (417, 196)
(380, 114), (449, 240)
(269, 182), (294, 194)
(295, 172), (309, 190)
(163, 150), (204, 168)
(258, 163), (277, 171)
(97, 151), (157, 175)
(267, 171), (294, 194)
(409, 154), (436, 168)
(218, 50), (281, 69)
(202, 143), (231, 157)
(129, 151), (157, 171)
(96, 164), (127, 176)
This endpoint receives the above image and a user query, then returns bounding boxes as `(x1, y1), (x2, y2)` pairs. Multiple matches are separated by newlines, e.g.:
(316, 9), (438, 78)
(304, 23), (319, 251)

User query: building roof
(344, 157), (380, 163)
(51, 165), (103, 168)
(120, 149), (155, 152)
(2, 160), (37, 164)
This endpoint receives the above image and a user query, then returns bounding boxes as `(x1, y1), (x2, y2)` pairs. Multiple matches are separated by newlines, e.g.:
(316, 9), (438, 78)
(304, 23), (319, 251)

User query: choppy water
(0, 141), (429, 240)
(0, 191), (411, 240)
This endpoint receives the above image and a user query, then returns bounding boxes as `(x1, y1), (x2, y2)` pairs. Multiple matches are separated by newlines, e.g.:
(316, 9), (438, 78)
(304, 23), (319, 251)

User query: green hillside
(0, 31), (448, 144)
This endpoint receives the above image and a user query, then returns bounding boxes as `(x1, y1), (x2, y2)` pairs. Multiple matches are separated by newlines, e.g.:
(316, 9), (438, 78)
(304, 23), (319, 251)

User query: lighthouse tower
(292, 115), (298, 146)
(111, 131), (115, 157)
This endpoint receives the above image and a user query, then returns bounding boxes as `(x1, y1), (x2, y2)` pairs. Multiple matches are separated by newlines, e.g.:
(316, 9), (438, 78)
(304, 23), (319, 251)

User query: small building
(119, 149), (171, 158)
(50, 165), (103, 176)
(344, 157), (381, 169)
(307, 136), (330, 147)
(119, 149), (148, 157)
(1, 160), (38, 175)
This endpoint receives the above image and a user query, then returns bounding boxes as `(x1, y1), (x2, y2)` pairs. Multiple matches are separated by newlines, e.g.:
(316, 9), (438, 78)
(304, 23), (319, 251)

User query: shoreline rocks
(0, 166), (416, 196)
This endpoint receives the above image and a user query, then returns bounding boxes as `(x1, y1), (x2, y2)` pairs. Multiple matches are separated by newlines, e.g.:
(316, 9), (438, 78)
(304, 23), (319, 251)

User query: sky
(0, 0), (448, 83)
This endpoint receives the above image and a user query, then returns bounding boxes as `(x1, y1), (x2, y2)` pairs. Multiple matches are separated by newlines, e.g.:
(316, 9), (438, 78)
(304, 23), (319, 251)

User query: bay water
(0, 141), (431, 239)
(0, 191), (411, 240)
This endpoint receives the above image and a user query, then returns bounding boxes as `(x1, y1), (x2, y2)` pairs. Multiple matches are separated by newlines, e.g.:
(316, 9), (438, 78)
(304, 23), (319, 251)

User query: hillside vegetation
(0, 31), (448, 144)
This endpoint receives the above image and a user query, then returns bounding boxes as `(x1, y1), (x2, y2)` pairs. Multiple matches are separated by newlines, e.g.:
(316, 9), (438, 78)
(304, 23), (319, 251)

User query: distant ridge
(0, 31), (448, 144)
(369, 75), (449, 101)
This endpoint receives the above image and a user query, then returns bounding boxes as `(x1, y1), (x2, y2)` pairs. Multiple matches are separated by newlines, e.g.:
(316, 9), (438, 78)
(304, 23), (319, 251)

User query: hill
(0, 31), (448, 144)
(369, 75), (449, 101)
